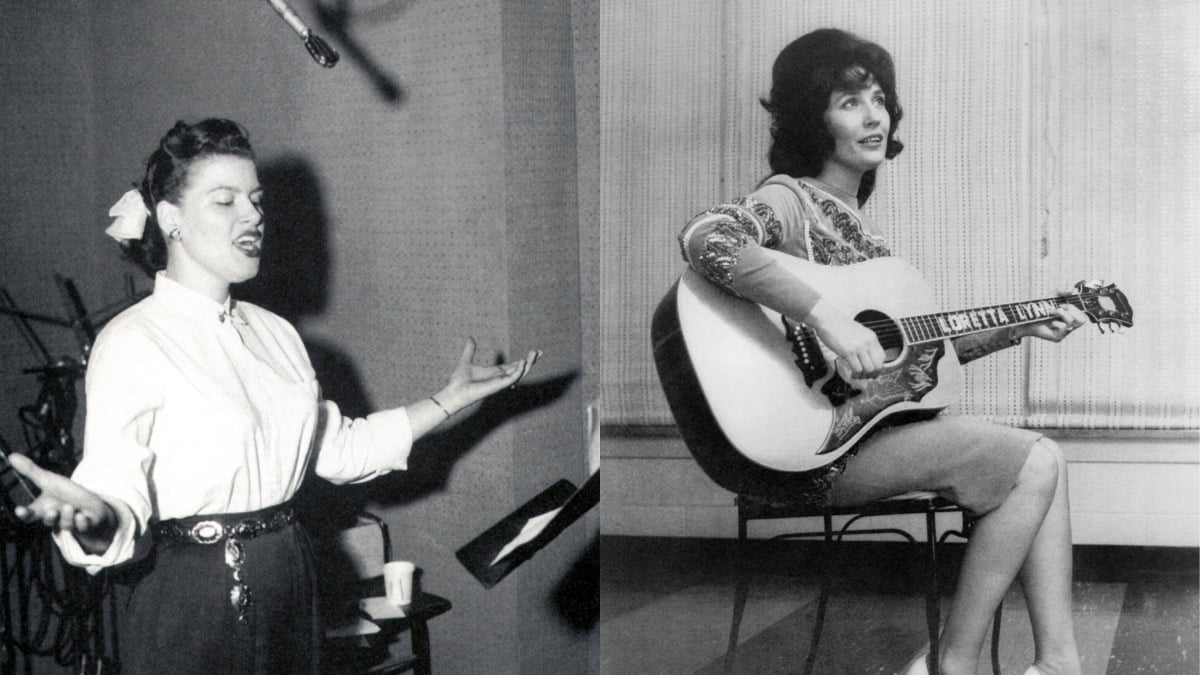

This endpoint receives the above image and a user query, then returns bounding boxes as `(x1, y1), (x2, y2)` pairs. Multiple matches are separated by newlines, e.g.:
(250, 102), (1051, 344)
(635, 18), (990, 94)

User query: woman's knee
(1018, 437), (1062, 496)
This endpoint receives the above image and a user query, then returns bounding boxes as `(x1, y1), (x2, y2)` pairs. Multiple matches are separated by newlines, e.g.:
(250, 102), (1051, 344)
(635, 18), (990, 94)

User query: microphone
(266, 0), (339, 68)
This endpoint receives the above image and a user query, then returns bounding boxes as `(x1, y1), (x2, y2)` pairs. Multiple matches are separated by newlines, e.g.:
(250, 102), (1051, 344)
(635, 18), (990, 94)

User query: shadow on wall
(239, 155), (594, 632)
(241, 156), (373, 421)
(313, 0), (420, 106)
(366, 370), (580, 503)
(552, 534), (599, 632)
(239, 156), (373, 531)
(240, 154), (577, 517)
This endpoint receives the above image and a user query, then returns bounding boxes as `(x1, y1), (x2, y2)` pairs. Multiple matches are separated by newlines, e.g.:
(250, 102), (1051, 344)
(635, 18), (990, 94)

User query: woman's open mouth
(234, 234), (262, 258)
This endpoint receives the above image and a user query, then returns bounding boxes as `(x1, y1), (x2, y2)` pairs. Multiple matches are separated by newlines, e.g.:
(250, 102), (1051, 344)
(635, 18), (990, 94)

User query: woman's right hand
(804, 299), (887, 378)
(8, 453), (118, 555)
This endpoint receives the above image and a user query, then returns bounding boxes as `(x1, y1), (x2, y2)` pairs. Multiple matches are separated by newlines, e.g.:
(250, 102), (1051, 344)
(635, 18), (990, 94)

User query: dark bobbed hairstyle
(120, 118), (255, 277)
(760, 28), (904, 205)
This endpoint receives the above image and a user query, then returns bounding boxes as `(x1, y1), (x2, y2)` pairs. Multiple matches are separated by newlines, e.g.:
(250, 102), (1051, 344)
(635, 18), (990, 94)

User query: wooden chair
(651, 284), (1000, 675)
(319, 512), (451, 675)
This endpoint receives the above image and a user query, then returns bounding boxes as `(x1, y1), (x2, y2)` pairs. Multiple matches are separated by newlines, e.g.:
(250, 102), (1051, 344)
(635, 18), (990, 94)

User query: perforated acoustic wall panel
(575, 0), (602, 426)
(599, 0), (1200, 430)
(285, 2), (589, 673)
(0, 4), (101, 450)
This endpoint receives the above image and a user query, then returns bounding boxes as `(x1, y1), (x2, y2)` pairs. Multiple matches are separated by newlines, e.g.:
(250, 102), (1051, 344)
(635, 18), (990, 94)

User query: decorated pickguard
(817, 342), (945, 454)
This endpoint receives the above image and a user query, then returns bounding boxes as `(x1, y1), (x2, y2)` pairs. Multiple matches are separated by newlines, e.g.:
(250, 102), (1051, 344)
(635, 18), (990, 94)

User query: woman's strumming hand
(805, 299), (887, 378)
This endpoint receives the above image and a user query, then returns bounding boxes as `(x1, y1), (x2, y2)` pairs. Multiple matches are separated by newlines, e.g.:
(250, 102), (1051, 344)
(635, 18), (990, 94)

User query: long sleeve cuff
(52, 497), (143, 574)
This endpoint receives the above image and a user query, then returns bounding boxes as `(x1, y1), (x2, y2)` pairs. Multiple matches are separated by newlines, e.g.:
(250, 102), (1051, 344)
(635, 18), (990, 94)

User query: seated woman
(679, 29), (1085, 675)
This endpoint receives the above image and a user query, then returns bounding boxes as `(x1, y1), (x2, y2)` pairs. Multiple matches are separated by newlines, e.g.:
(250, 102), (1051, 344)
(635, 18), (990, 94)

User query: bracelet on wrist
(429, 396), (452, 419)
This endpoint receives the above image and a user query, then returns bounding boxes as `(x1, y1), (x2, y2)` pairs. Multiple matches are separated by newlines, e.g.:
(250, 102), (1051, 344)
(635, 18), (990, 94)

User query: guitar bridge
(782, 317), (828, 387)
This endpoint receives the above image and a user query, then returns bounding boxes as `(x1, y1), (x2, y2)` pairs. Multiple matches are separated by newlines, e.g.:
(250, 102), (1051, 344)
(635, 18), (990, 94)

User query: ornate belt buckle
(190, 520), (225, 544)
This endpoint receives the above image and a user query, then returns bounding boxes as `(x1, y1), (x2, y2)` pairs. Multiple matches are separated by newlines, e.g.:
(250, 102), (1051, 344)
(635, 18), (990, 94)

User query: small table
(325, 589), (452, 675)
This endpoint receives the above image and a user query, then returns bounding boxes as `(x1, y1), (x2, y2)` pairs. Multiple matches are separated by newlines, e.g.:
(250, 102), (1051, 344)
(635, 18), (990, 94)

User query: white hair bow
(105, 189), (150, 242)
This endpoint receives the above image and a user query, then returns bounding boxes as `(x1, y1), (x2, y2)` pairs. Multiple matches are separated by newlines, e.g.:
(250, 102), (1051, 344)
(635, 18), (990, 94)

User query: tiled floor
(600, 537), (1198, 675)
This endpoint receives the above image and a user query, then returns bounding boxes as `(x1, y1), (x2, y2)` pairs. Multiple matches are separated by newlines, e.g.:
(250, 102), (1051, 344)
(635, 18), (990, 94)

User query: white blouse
(56, 273), (413, 571)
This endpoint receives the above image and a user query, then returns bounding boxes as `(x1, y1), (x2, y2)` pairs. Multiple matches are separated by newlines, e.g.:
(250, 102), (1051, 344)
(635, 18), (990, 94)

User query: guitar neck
(899, 294), (1084, 344)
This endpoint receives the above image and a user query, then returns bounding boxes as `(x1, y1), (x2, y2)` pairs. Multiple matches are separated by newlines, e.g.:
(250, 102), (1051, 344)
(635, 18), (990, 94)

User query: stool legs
(411, 619), (432, 675)
(800, 513), (836, 675)
(990, 605), (1002, 675)
(724, 578), (749, 674)
(926, 509), (942, 675)
(724, 513), (750, 673)
(728, 500), (1001, 673)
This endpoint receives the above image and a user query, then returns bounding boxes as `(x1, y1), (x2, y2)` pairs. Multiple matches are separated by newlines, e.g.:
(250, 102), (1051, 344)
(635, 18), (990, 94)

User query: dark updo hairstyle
(120, 118), (255, 277)
(760, 28), (904, 205)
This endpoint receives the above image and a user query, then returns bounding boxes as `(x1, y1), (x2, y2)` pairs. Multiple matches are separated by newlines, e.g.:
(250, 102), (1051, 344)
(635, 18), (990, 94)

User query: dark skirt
(114, 522), (320, 675)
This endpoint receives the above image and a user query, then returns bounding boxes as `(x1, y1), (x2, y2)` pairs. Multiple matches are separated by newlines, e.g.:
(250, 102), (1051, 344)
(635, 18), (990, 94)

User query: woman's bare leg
(932, 438), (1079, 675)
(1016, 439), (1081, 675)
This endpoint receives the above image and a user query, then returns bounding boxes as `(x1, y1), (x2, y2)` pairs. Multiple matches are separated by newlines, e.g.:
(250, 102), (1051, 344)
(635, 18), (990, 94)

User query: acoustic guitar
(672, 250), (1133, 473)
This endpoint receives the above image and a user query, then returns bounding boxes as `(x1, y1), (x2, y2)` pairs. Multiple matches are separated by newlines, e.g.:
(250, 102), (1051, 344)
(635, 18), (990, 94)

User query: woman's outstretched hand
(435, 337), (541, 414)
(8, 453), (118, 555)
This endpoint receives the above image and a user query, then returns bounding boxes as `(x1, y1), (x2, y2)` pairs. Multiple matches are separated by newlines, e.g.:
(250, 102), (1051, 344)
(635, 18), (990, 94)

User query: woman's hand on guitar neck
(1016, 287), (1091, 343)
(805, 298), (887, 377)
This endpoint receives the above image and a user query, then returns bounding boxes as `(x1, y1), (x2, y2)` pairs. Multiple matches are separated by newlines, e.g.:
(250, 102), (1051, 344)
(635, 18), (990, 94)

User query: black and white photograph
(598, 2), (1196, 674)
(0, 1), (1195, 674)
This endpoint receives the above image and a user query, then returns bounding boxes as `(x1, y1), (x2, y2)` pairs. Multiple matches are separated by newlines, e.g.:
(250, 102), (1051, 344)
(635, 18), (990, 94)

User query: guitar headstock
(1073, 280), (1133, 333)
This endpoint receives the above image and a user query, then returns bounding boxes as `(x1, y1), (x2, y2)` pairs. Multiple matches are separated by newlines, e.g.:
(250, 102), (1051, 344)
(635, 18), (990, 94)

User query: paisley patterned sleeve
(677, 197), (782, 288)
(953, 327), (1023, 364)
(678, 191), (823, 321)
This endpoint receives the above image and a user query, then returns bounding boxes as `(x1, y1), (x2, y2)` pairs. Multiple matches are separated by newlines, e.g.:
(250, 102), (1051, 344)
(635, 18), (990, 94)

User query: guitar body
(675, 253), (962, 473)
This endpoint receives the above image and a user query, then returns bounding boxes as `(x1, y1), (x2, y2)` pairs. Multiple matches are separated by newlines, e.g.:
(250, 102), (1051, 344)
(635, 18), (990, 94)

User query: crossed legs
(936, 438), (1081, 675)
(830, 422), (1081, 675)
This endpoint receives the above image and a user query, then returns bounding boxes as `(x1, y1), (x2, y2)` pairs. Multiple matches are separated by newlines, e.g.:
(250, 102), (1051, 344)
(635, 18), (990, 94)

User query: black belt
(152, 501), (296, 623)
(153, 501), (296, 545)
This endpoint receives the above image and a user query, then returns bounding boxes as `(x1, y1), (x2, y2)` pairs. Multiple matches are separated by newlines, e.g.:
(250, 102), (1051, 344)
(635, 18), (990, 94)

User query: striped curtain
(599, 0), (1200, 429)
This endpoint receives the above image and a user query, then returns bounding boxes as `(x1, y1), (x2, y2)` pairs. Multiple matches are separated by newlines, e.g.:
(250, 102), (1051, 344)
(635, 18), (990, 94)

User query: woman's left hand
(1018, 288), (1090, 343)
(435, 337), (541, 414)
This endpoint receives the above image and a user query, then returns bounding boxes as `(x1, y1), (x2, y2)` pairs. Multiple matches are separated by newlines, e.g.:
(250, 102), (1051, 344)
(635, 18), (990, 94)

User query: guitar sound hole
(856, 309), (905, 360)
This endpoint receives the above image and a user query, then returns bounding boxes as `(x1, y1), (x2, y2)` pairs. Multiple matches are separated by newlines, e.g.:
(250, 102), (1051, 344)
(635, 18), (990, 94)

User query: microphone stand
(0, 274), (144, 675)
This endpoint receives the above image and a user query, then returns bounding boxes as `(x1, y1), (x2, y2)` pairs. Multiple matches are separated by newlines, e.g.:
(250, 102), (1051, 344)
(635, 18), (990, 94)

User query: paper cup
(383, 561), (416, 605)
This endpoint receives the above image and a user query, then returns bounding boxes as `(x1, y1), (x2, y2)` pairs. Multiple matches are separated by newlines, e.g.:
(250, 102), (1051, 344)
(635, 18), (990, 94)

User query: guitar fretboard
(899, 295), (1083, 344)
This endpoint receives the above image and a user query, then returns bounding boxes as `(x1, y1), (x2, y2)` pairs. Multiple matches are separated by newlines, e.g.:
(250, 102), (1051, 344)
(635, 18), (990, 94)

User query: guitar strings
(838, 290), (1114, 335)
